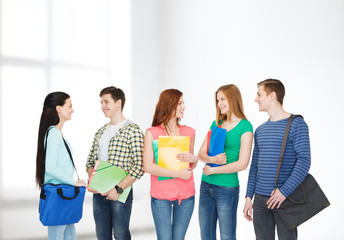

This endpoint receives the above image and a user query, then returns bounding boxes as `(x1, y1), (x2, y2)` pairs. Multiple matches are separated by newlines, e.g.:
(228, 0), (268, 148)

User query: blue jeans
(48, 224), (76, 240)
(151, 195), (195, 240)
(253, 194), (297, 240)
(93, 190), (133, 240)
(199, 181), (239, 240)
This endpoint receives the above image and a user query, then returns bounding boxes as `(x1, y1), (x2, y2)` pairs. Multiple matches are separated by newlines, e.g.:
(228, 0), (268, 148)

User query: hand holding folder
(157, 136), (190, 171)
(207, 126), (227, 167)
(87, 161), (131, 203)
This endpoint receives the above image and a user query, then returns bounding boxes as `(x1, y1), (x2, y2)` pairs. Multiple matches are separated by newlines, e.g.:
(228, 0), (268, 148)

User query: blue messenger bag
(39, 183), (86, 226)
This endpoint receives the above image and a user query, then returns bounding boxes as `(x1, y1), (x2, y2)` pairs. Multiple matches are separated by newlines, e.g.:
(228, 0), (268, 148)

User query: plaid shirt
(86, 120), (144, 180)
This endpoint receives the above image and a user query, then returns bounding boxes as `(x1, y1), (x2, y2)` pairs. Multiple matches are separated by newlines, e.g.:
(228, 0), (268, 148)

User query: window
(0, 0), (131, 196)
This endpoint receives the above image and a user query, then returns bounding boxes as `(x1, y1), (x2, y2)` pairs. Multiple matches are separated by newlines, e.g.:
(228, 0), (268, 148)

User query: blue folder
(207, 126), (227, 167)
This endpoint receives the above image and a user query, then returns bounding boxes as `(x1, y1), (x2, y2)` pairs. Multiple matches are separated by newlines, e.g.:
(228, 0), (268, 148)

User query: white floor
(79, 231), (155, 240)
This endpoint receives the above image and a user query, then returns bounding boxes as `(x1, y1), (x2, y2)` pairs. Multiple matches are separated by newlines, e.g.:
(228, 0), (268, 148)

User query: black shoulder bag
(274, 115), (330, 230)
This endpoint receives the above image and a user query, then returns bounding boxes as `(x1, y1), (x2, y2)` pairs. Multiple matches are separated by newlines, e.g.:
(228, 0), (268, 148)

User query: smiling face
(255, 85), (272, 112)
(100, 94), (121, 118)
(175, 96), (186, 119)
(216, 91), (230, 115)
(57, 98), (74, 122)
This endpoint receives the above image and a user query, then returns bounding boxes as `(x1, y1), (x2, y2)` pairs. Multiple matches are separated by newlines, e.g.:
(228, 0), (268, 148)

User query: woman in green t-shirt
(198, 84), (253, 240)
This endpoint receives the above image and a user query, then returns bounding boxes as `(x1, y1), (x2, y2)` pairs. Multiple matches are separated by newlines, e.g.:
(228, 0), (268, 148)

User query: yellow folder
(157, 136), (190, 171)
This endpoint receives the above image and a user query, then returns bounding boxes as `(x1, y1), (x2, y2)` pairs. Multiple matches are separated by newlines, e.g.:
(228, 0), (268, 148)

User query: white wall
(131, 0), (344, 239)
(0, 0), (343, 239)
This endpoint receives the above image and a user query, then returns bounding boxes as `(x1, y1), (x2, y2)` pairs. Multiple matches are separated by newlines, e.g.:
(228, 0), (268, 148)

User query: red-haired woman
(198, 84), (253, 240)
(143, 89), (199, 240)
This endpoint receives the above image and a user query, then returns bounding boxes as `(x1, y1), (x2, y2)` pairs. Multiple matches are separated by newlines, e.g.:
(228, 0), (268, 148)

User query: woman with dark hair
(198, 84), (253, 240)
(143, 89), (199, 240)
(36, 92), (86, 240)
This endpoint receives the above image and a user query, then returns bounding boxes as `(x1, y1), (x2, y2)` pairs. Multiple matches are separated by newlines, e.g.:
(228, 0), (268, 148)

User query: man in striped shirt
(243, 79), (311, 240)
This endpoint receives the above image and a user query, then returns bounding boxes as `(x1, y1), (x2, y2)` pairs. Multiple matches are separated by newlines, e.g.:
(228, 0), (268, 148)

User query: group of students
(35, 78), (311, 240)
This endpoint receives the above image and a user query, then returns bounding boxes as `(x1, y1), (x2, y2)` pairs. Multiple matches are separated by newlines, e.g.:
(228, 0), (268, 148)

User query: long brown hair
(152, 89), (183, 134)
(215, 84), (247, 125)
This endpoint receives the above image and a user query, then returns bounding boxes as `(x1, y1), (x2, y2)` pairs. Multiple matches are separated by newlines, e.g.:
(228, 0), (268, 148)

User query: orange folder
(157, 136), (190, 171)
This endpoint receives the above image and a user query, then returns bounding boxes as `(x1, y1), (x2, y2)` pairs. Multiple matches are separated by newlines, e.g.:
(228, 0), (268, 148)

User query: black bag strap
(274, 114), (303, 189)
(43, 127), (80, 186)
(62, 138), (80, 180)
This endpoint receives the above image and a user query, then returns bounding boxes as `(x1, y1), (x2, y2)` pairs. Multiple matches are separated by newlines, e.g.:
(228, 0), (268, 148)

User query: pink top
(148, 125), (196, 204)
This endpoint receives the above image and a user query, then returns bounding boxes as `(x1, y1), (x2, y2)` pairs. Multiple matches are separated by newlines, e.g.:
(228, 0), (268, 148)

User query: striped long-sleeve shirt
(245, 116), (311, 199)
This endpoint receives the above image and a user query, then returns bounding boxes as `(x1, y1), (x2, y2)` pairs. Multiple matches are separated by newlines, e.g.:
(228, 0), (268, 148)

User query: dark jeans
(93, 190), (133, 240)
(253, 194), (297, 240)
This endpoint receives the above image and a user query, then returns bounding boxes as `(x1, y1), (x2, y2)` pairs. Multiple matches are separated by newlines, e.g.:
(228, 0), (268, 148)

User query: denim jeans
(199, 181), (239, 240)
(151, 195), (195, 240)
(253, 194), (297, 240)
(93, 190), (133, 240)
(48, 224), (76, 240)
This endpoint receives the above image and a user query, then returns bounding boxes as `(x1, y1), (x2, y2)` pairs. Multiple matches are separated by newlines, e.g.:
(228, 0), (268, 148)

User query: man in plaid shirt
(86, 86), (144, 240)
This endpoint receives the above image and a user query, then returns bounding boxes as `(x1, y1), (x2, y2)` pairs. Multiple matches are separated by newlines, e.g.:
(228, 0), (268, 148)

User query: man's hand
(102, 188), (120, 201)
(243, 197), (253, 221)
(267, 188), (286, 209)
(87, 187), (98, 194)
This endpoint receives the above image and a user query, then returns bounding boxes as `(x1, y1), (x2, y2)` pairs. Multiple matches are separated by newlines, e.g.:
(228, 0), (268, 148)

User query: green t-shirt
(202, 119), (253, 187)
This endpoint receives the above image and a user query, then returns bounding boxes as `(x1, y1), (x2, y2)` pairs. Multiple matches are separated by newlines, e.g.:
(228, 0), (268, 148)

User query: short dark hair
(258, 79), (285, 105)
(100, 86), (126, 110)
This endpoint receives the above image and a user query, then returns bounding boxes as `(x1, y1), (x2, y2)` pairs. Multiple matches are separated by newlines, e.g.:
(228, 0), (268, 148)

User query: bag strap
(57, 186), (80, 200)
(43, 127), (80, 187)
(62, 138), (80, 180)
(274, 114), (303, 189)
